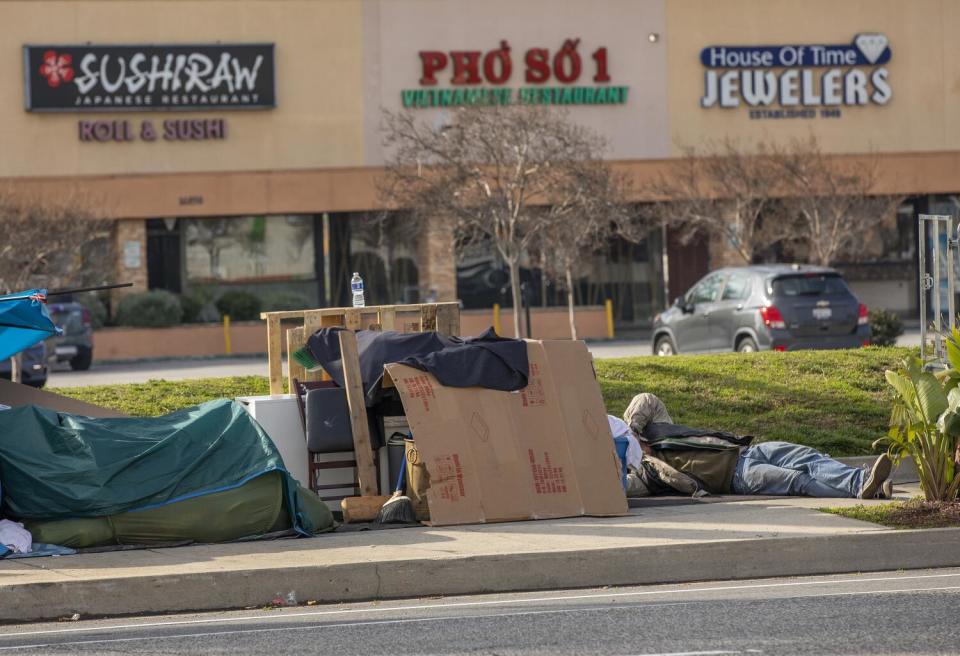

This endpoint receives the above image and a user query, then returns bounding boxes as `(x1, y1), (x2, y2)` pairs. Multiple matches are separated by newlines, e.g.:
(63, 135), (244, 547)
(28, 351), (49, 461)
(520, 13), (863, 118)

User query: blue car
(0, 342), (49, 387)
(652, 265), (871, 355)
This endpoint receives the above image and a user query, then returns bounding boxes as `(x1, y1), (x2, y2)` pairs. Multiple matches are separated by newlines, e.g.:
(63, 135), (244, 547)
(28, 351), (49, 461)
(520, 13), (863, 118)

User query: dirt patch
(826, 500), (960, 529)
(884, 500), (960, 529)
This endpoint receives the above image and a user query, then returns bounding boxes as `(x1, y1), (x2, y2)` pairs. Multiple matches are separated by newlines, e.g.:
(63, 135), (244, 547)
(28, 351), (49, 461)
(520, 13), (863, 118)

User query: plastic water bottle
(351, 272), (365, 307)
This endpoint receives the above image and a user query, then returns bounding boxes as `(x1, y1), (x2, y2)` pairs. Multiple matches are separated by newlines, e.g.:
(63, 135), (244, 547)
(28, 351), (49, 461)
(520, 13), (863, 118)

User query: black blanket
(305, 327), (528, 406)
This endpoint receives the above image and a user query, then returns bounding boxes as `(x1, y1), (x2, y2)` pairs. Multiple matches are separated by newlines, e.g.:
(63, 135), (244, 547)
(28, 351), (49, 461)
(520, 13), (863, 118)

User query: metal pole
(919, 216), (927, 363)
(949, 216), (957, 338)
(933, 220), (943, 362)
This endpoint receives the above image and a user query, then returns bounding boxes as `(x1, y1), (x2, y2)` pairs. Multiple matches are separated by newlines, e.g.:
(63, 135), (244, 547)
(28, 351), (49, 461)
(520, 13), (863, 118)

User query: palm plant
(879, 328), (960, 501)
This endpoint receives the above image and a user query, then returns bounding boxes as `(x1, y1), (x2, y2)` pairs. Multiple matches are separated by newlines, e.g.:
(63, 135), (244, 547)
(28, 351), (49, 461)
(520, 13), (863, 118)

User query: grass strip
(52, 347), (911, 457)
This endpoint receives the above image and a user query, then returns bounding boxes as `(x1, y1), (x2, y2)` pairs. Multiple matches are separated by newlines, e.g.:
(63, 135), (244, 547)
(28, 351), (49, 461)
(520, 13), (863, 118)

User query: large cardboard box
(0, 379), (126, 417)
(383, 339), (627, 526)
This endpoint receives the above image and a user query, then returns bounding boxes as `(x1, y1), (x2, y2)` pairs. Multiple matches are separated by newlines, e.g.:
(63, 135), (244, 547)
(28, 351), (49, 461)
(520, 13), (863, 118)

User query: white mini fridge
(236, 394), (310, 488)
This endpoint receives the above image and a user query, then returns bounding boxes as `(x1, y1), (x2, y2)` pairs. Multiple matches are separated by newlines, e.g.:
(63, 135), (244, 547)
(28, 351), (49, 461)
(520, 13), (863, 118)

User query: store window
(346, 213), (420, 306)
(455, 229), (662, 328)
(183, 215), (315, 282)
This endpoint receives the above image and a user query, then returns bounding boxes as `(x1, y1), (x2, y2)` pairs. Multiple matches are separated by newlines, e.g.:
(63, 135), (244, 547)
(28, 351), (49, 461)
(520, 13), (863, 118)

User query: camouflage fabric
(625, 456), (705, 498)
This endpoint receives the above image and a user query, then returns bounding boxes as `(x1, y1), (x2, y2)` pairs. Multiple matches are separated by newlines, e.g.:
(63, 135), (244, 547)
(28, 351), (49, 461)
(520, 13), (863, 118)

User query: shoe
(859, 453), (892, 499)
(878, 479), (894, 499)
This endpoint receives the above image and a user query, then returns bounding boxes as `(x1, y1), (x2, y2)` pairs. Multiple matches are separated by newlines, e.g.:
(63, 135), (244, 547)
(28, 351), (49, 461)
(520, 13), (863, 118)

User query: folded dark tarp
(0, 399), (323, 536)
(641, 422), (754, 450)
(306, 327), (528, 406)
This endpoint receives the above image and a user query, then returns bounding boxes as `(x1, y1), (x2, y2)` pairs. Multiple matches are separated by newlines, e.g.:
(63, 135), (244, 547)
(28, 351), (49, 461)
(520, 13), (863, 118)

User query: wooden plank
(436, 303), (460, 336)
(286, 327), (306, 394)
(266, 315), (283, 395)
(340, 495), (391, 523)
(301, 311), (325, 382)
(338, 329), (380, 496)
(261, 303), (461, 322)
(344, 308), (362, 331)
(379, 306), (397, 331)
(420, 304), (438, 331)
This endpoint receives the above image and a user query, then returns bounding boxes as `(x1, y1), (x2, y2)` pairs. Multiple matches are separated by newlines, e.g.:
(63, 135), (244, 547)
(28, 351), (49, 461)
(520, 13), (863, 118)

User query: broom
(376, 448), (417, 525)
(291, 345), (324, 372)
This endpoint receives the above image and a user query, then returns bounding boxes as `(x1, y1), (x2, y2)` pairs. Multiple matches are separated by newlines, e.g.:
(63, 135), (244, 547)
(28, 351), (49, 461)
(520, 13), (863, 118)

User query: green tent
(0, 400), (333, 548)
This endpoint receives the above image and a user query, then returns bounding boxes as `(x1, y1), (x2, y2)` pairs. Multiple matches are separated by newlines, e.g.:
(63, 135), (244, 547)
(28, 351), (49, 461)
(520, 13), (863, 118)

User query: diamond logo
(855, 33), (889, 64)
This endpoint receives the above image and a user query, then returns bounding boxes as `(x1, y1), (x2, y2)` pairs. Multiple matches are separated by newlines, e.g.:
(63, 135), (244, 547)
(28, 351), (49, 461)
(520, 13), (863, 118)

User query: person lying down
(611, 393), (892, 500)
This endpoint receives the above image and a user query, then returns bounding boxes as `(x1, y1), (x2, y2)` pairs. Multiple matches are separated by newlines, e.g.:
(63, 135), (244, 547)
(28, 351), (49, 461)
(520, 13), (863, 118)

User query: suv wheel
(737, 337), (759, 353)
(70, 346), (93, 371)
(654, 336), (676, 356)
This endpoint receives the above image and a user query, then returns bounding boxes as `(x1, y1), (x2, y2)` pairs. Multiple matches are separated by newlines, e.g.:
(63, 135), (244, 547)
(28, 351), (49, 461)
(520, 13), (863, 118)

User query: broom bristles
(376, 491), (417, 525)
(292, 346), (324, 372)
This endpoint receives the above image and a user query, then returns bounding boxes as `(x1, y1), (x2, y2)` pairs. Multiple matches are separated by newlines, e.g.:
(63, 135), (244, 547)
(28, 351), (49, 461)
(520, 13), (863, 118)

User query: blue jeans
(731, 442), (865, 498)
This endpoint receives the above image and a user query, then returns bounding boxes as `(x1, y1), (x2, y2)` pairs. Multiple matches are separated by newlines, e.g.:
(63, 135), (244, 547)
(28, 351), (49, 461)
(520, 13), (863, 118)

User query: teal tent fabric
(0, 399), (318, 536)
(0, 289), (59, 361)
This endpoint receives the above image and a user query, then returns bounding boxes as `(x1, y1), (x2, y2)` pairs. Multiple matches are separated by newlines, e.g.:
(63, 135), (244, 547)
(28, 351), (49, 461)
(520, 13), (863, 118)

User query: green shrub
(880, 345), (960, 501)
(84, 295), (108, 330)
(115, 291), (183, 328)
(262, 291), (310, 312)
(869, 308), (904, 347)
(215, 290), (261, 321)
(180, 289), (220, 323)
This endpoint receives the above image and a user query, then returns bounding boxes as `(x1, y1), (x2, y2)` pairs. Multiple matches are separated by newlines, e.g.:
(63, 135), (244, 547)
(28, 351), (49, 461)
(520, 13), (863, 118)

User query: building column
(707, 231), (751, 269)
(113, 219), (148, 305)
(415, 214), (457, 302)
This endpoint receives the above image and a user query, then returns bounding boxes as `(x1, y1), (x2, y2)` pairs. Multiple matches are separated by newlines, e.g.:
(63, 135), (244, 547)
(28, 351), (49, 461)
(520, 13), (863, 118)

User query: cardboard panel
(539, 340), (629, 516)
(383, 339), (627, 526)
(0, 379), (126, 418)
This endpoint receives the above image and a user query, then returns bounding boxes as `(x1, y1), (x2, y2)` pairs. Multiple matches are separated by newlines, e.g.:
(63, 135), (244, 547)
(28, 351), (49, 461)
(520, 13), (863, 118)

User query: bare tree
(351, 211), (422, 304)
(0, 191), (114, 381)
(774, 136), (901, 266)
(647, 139), (787, 265)
(380, 105), (615, 337)
(536, 162), (633, 339)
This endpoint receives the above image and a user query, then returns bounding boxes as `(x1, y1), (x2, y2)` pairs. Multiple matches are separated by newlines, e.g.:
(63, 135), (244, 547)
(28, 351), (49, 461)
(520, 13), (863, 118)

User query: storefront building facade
(3, 0), (960, 329)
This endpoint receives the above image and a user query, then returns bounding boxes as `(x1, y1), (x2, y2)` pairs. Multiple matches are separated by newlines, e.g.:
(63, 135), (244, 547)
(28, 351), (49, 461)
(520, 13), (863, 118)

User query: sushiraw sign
(23, 44), (276, 112)
(700, 33), (891, 120)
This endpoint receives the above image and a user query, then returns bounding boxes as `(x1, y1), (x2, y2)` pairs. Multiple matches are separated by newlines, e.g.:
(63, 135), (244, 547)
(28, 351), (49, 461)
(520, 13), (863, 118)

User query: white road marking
(2, 583), (959, 652)
(1, 570), (959, 641)
(622, 651), (747, 656)
(0, 604), (692, 651)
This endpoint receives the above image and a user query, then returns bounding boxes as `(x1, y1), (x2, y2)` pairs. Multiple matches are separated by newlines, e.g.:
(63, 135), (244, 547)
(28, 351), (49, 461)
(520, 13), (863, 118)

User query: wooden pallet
(260, 302), (461, 497)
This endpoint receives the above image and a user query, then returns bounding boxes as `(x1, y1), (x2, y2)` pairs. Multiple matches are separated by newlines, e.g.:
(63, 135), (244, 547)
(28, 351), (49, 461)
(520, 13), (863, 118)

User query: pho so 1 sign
(700, 33), (891, 119)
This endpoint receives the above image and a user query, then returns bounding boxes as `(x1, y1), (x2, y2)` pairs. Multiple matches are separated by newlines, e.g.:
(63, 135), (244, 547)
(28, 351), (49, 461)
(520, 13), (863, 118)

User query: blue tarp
(0, 289), (59, 361)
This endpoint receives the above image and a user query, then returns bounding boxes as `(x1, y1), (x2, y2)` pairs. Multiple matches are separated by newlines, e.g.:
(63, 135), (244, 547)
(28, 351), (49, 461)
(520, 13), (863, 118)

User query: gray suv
(652, 265), (871, 355)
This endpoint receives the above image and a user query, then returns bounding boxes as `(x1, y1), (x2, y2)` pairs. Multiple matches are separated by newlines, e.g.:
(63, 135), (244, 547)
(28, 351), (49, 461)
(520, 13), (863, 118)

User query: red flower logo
(39, 50), (74, 88)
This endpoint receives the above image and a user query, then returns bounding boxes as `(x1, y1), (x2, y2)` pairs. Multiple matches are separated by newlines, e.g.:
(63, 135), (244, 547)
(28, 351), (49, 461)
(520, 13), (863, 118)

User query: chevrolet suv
(652, 265), (871, 355)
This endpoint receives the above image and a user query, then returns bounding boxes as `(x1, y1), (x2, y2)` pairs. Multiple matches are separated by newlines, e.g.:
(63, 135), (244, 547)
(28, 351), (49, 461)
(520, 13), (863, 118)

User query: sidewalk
(3, 482), (958, 623)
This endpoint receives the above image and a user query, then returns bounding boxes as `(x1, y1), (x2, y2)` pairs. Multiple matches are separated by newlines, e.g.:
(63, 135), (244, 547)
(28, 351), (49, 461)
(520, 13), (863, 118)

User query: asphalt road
(0, 568), (957, 655)
(44, 330), (922, 388)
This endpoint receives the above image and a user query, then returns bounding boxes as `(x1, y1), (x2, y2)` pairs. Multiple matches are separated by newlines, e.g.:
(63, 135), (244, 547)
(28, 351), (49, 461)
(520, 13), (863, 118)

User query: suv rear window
(771, 274), (850, 297)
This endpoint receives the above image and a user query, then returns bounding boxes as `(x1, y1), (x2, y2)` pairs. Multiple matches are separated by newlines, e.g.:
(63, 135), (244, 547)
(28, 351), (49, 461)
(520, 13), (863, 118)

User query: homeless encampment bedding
(0, 399), (333, 549)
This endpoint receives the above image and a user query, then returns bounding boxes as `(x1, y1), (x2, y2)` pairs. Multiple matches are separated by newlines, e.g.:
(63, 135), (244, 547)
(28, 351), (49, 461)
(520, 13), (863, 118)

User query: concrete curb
(3, 526), (959, 623)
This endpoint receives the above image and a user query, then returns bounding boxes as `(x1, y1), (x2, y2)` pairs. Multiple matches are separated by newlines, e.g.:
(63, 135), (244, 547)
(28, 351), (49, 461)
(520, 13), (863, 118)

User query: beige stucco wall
(0, 0), (365, 178)
(665, 0), (957, 155)
(2, 0), (960, 216)
(362, 0), (669, 163)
